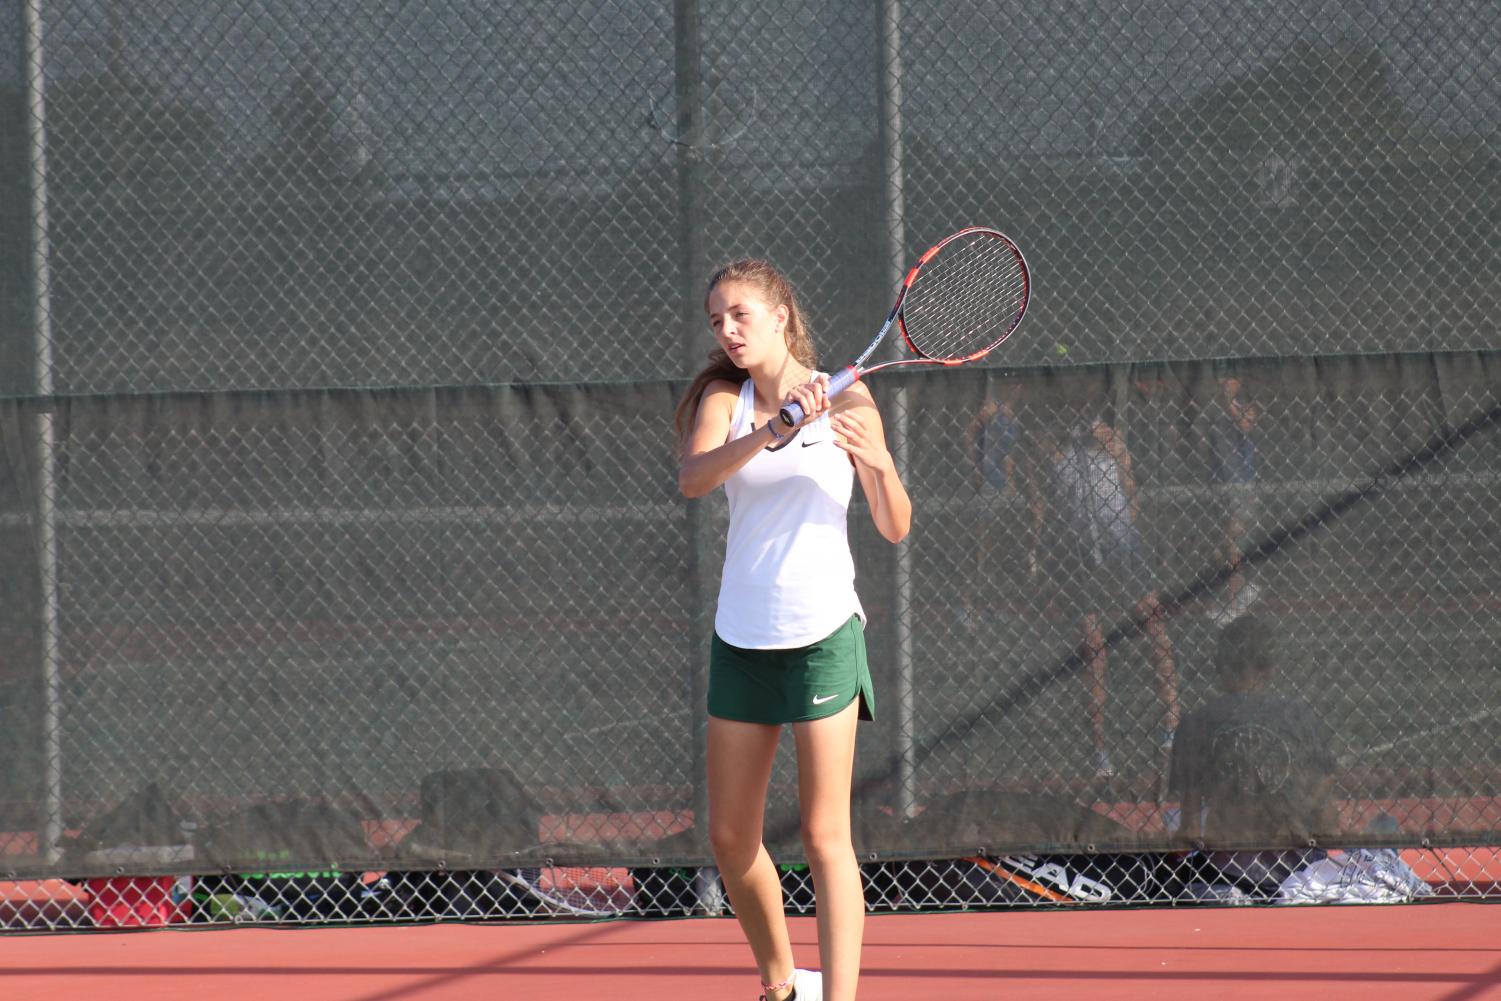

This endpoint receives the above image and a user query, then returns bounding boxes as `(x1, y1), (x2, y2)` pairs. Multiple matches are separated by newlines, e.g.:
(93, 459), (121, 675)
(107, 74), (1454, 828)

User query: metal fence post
(21, 0), (64, 866)
(672, 0), (724, 917)
(877, 0), (917, 822)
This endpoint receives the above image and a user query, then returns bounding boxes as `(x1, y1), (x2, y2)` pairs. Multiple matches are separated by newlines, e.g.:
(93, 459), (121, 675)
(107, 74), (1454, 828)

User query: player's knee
(799, 821), (853, 869)
(712, 825), (769, 874)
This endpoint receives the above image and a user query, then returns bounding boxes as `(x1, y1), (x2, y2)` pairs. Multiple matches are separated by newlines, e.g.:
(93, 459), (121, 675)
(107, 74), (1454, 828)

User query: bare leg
(1139, 592), (1178, 732)
(707, 716), (795, 999)
(1083, 611), (1108, 755)
(1224, 515), (1246, 606)
(793, 701), (863, 1001)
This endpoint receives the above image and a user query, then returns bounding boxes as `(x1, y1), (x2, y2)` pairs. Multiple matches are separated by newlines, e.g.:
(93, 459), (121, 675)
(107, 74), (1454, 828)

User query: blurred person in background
(1207, 375), (1265, 625)
(1167, 614), (1338, 899)
(959, 382), (1040, 630)
(1031, 402), (1178, 778)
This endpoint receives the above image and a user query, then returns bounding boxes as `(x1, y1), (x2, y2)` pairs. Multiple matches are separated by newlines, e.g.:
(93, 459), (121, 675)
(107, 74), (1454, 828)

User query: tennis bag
(390, 766), (548, 919)
(63, 781), (191, 868)
(192, 797), (373, 921)
(406, 766), (542, 858)
(956, 850), (1177, 906)
(871, 791), (1183, 909)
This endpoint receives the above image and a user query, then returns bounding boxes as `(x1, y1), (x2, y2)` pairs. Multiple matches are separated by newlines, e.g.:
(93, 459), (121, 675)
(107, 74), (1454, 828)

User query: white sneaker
(1230, 581), (1262, 616)
(1209, 582), (1262, 627)
(1093, 750), (1115, 777)
(793, 970), (822, 1001)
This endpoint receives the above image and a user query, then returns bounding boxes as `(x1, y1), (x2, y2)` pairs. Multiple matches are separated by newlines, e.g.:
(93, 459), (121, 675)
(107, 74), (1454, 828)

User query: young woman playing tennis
(676, 259), (912, 1001)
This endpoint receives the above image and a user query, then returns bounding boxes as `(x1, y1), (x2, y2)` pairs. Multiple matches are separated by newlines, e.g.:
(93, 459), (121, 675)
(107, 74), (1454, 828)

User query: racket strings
(901, 233), (1028, 362)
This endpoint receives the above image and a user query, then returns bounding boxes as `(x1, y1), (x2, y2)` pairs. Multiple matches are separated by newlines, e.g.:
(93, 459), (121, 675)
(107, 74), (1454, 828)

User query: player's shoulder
(699, 377), (745, 410)
(690, 378), (745, 434)
(703, 376), (744, 397)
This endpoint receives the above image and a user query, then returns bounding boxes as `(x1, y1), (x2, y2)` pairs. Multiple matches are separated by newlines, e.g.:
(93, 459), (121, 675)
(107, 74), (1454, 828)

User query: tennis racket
(778, 226), (1030, 427)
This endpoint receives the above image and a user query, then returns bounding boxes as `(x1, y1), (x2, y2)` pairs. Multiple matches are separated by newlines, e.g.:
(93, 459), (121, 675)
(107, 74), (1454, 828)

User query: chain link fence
(2, 0), (1499, 928)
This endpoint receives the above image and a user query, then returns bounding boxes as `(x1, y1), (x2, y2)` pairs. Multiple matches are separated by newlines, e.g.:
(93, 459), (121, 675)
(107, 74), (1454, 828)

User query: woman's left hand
(832, 387), (911, 543)
(831, 409), (892, 471)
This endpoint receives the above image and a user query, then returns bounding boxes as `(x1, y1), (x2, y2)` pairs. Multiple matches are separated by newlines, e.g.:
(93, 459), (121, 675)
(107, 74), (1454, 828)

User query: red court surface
(1, 902), (1498, 1001)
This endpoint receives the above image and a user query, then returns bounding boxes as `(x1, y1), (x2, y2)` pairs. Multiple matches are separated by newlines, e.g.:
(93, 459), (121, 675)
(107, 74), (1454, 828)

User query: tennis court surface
(2, 901), (1496, 1001)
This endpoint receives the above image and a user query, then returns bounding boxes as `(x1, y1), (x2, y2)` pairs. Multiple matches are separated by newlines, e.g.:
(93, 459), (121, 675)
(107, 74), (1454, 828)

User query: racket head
(895, 227), (1031, 364)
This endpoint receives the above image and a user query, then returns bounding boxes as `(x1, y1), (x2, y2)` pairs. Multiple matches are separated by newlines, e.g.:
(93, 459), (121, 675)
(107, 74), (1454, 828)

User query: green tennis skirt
(708, 615), (875, 724)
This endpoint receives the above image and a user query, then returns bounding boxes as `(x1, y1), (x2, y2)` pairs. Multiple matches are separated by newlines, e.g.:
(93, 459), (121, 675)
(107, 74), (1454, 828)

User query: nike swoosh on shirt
(811, 693), (839, 705)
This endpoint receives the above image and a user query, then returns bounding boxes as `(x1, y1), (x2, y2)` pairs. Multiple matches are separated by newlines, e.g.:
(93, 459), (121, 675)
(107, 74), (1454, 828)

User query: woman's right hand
(780, 373), (833, 429)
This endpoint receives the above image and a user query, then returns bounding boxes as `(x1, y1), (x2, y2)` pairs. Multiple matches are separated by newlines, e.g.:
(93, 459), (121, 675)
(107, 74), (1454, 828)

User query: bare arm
(1311, 774), (1340, 835)
(677, 376), (833, 497)
(831, 383), (912, 544)
(966, 400), (997, 489)
(1180, 790), (1204, 843)
(1026, 468), (1045, 560)
(677, 380), (776, 498)
(1098, 424), (1139, 521)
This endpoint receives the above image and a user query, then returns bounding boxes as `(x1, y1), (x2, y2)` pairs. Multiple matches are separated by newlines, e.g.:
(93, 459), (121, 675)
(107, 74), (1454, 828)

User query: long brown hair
(673, 258), (818, 451)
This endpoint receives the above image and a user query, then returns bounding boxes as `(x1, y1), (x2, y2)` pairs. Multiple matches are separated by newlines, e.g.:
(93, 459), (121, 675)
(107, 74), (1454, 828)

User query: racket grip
(778, 366), (860, 427)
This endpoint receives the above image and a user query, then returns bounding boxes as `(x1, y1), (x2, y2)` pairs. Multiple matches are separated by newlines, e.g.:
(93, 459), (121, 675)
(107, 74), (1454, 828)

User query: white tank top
(714, 378), (865, 649)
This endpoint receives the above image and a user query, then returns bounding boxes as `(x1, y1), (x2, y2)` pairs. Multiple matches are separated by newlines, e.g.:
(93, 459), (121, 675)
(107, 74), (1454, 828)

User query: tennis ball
(1055, 343), (1069, 357)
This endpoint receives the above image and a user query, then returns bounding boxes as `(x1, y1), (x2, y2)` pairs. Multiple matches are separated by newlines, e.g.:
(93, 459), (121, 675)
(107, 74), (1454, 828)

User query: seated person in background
(1167, 615), (1339, 894)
